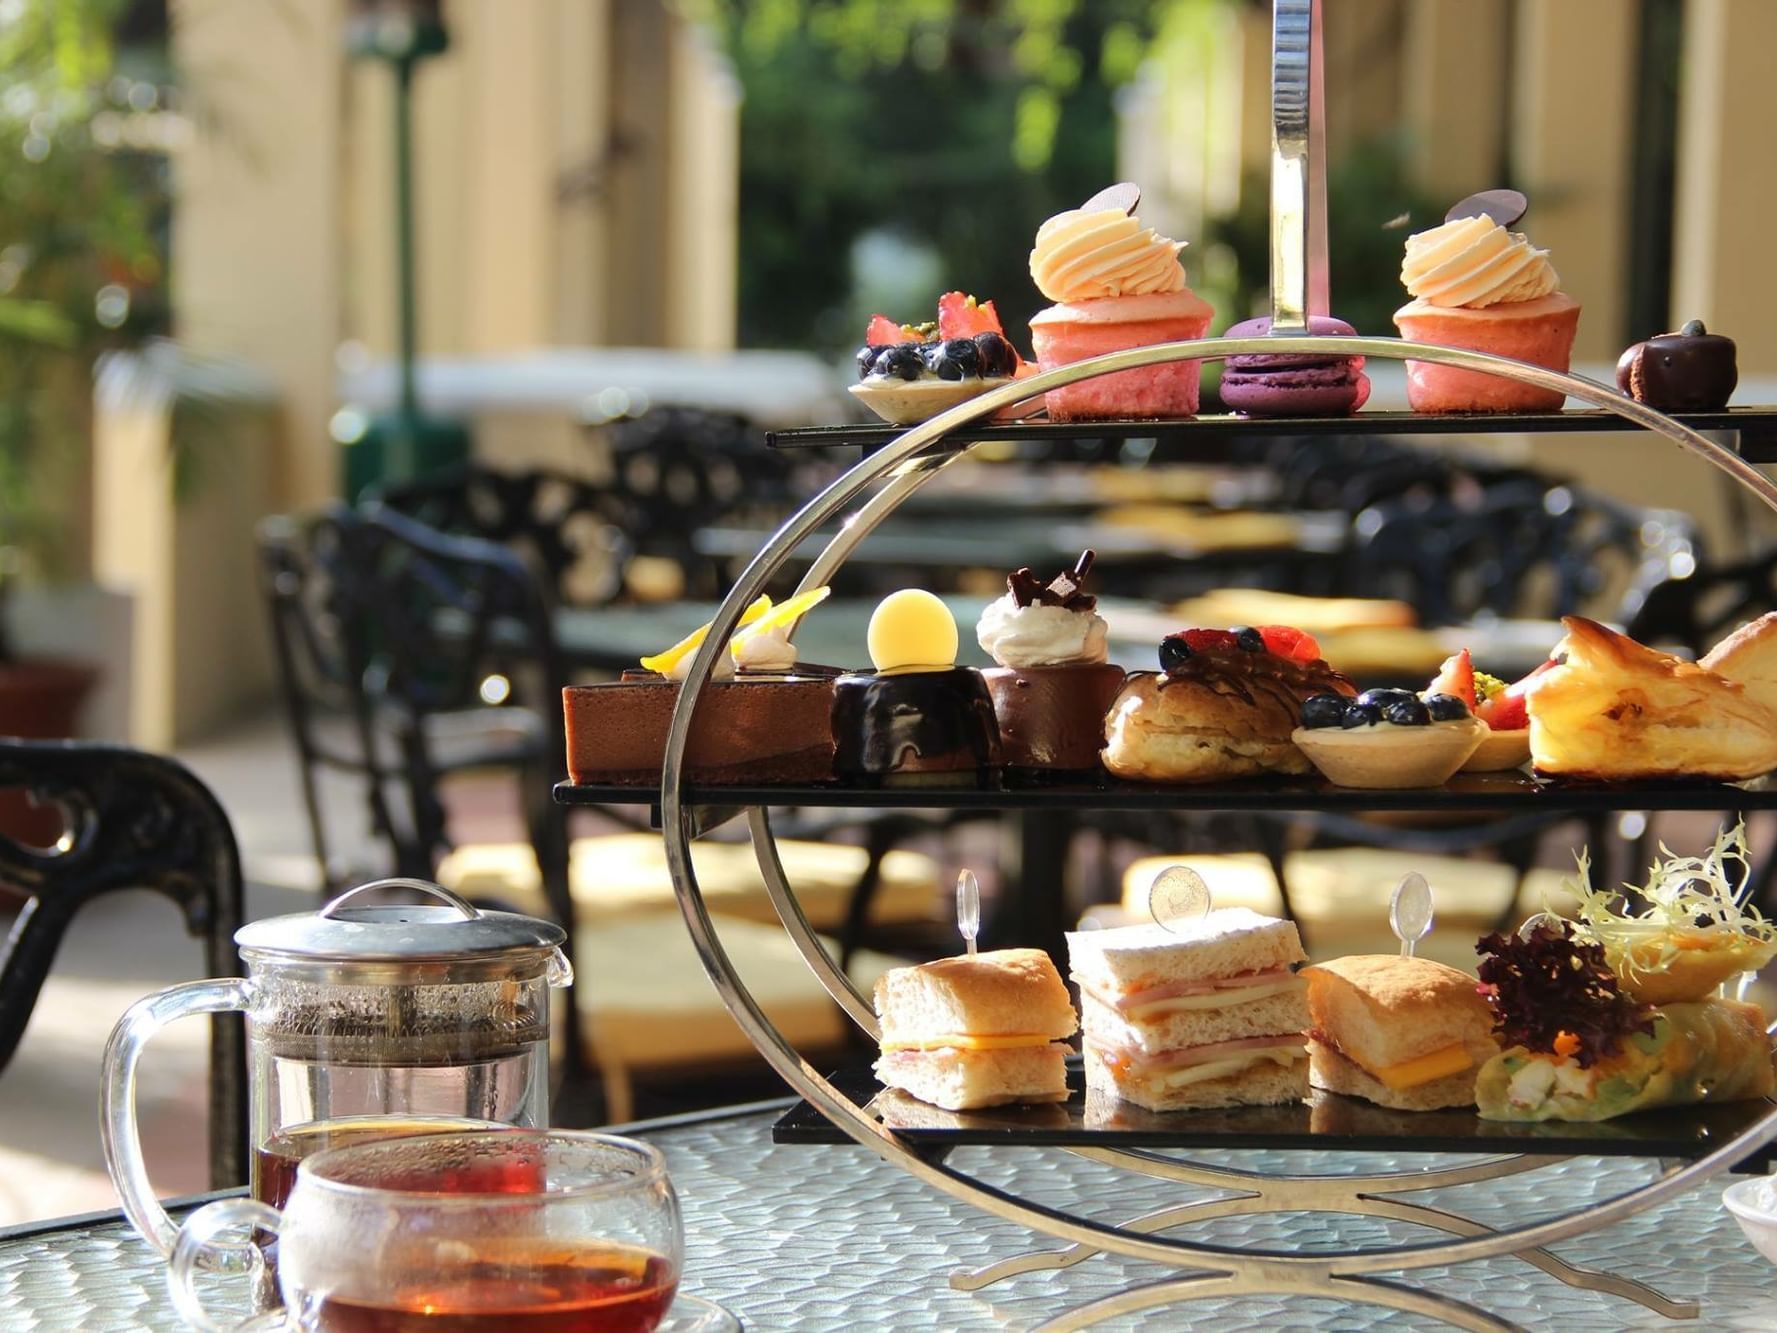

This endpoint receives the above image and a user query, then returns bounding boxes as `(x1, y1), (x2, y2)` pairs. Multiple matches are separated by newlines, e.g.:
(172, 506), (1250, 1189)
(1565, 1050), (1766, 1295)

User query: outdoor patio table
(3, 1101), (1770, 1330)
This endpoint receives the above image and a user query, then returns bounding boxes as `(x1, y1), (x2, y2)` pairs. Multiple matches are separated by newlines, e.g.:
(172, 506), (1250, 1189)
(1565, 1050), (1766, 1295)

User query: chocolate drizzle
(1008, 549), (1098, 611)
(1155, 647), (1355, 709)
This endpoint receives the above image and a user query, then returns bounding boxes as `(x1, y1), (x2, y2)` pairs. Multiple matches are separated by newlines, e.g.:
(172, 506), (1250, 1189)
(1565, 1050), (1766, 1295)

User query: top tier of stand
(768, 408), (1777, 459)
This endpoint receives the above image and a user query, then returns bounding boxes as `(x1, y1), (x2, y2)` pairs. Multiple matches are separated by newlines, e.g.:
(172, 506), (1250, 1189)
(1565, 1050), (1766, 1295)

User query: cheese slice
(1150, 1045), (1304, 1091)
(1126, 977), (1306, 1022)
(880, 1033), (1055, 1053)
(1371, 1041), (1474, 1091)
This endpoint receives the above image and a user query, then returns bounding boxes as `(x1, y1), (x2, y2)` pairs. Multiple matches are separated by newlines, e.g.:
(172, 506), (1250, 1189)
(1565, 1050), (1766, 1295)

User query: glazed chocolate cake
(830, 667), (1000, 786)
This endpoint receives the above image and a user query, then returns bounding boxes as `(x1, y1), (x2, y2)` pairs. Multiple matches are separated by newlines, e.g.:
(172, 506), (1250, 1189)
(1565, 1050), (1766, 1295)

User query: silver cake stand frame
(650, 3), (1777, 1327)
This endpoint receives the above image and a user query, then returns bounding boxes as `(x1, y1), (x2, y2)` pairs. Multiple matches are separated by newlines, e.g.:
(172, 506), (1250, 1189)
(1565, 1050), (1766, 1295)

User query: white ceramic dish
(1722, 1175), (1777, 1268)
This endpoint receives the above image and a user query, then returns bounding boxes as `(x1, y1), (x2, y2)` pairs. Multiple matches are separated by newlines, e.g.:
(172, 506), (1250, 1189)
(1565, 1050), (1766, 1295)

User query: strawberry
(937, 291), (1005, 341)
(1180, 628), (1240, 652)
(1258, 625), (1322, 663)
(1427, 649), (1477, 708)
(865, 314), (906, 347)
(1475, 659), (1556, 731)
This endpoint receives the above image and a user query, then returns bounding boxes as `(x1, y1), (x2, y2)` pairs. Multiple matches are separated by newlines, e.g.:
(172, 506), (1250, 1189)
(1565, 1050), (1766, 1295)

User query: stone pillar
(1509, 0), (1637, 362)
(1672, 0), (1777, 375)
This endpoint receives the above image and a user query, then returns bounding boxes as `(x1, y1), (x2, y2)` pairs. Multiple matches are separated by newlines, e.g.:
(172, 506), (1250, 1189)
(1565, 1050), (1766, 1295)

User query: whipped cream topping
(666, 648), (735, 682)
(976, 595), (1108, 669)
(1029, 207), (1187, 302)
(731, 625), (797, 672)
(1401, 215), (1559, 309)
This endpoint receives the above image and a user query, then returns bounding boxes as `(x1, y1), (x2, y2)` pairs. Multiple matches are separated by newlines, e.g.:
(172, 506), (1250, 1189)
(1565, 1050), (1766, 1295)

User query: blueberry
(1235, 626), (1265, 652)
(1356, 688), (1415, 711)
(1343, 700), (1381, 728)
(1382, 696), (1431, 726)
(873, 343), (925, 381)
(1423, 692), (1471, 722)
(1300, 693), (1348, 729)
(930, 337), (981, 381)
(1159, 636), (1190, 672)
(855, 345), (884, 380)
(973, 331), (1017, 378)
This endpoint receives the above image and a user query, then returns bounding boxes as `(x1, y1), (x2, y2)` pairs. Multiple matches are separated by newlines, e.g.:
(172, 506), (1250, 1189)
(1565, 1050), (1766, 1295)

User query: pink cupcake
(1027, 197), (1213, 421)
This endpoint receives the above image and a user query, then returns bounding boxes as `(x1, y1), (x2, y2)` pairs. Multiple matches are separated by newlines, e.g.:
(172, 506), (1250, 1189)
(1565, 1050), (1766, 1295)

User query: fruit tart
(1103, 626), (1355, 783)
(1292, 687), (1486, 789)
(563, 588), (837, 785)
(851, 293), (1027, 425)
(976, 550), (1126, 779)
(1426, 648), (1545, 772)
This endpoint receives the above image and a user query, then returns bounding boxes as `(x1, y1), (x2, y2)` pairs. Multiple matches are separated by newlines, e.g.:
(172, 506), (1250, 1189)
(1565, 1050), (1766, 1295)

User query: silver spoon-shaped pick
(1150, 865), (1212, 934)
(957, 869), (980, 957)
(1390, 871), (1434, 957)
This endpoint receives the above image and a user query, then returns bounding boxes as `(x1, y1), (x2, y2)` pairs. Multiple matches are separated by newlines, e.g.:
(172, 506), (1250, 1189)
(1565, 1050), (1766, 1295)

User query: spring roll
(1476, 999), (1774, 1123)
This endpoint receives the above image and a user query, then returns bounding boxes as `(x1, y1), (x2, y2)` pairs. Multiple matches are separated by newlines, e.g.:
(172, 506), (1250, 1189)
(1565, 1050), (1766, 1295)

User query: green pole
(391, 52), (419, 482)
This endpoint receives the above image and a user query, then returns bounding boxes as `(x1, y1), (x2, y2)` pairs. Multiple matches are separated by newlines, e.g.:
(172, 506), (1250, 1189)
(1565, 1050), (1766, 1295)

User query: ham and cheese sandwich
(1302, 955), (1498, 1110)
(873, 948), (1077, 1110)
(1066, 909), (1309, 1111)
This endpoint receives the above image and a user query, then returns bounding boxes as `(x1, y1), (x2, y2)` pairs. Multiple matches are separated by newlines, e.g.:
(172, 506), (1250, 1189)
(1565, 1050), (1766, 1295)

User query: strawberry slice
(1475, 659), (1556, 731)
(1179, 628), (1240, 653)
(937, 291), (1005, 340)
(1427, 649), (1476, 708)
(1258, 625), (1322, 663)
(866, 314), (906, 347)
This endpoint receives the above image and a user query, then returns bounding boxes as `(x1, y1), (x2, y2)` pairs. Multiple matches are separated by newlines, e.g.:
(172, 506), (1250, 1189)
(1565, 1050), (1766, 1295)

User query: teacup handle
(168, 1197), (282, 1332)
(100, 977), (253, 1256)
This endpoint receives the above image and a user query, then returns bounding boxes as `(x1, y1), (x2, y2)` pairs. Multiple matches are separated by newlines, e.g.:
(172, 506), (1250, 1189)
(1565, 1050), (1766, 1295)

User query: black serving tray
(766, 407), (1777, 461)
(772, 1060), (1777, 1168)
(556, 771), (1777, 816)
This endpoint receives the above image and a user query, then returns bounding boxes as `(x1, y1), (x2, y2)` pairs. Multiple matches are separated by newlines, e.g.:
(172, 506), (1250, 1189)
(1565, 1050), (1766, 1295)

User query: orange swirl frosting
(1400, 215), (1559, 309)
(1029, 207), (1187, 302)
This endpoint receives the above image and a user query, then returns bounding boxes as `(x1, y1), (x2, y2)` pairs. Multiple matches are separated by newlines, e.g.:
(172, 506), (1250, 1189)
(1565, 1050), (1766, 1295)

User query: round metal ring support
(657, 336), (1777, 1286)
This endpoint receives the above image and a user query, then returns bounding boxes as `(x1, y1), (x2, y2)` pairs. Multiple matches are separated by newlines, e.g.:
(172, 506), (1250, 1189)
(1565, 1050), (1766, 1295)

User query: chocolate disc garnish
(1080, 182), (1140, 216)
(1445, 188), (1527, 228)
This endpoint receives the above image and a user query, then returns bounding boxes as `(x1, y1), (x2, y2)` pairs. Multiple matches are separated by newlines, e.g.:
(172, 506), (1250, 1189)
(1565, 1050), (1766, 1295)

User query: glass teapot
(102, 878), (572, 1257)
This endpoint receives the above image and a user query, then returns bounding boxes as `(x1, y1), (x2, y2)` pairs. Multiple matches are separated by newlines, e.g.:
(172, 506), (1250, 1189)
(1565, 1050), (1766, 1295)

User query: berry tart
(976, 550), (1126, 781)
(1292, 687), (1486, 789)
(1102, 626), (1356, 783)
(1426, 648), (1543, 772)
(851, 293), (1026, 425)
(831, 589), (1001, 787)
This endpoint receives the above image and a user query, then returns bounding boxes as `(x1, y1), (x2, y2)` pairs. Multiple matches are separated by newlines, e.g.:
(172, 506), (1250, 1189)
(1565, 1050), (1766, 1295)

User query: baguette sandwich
(1302, 955), (1498, 1111)
(873, 948), (1077, 1111)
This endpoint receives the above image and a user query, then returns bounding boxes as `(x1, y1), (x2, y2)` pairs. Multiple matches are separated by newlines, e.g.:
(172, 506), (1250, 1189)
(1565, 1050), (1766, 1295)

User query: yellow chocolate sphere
(867, 589), (957, 673)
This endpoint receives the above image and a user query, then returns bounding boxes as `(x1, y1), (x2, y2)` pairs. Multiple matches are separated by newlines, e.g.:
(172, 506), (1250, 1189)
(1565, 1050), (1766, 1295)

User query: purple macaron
(1219, 315), (1371, 417)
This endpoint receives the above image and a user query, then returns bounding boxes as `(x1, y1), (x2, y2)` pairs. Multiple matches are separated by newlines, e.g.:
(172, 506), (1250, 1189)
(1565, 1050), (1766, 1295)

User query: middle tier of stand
(556, 772), (1777, 816)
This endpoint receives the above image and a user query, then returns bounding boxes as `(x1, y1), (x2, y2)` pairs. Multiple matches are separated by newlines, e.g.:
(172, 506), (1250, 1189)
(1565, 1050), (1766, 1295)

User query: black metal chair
(1627, 544), (1777, 656)
(0, 741), (247, 1187)
(369, 463), (635, 611)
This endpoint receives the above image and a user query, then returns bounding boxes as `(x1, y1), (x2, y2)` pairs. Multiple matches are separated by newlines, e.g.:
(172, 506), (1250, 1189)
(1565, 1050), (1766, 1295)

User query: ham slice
(1100, 1032), (1305, 1078)
(1079, 965), (1296, 1014)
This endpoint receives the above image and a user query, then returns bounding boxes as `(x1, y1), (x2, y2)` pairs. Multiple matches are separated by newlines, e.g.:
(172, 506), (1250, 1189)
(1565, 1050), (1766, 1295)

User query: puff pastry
(1699, 611), (1777, 715)
(1525, 616), (1777, 781)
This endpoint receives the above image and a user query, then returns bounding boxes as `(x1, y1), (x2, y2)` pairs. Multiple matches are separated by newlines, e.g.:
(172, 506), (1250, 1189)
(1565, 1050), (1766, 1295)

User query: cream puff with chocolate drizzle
(1103, 627), (1355, 783)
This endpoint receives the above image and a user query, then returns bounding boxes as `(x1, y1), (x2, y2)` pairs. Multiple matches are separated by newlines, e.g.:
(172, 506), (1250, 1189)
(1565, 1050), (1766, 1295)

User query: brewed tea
(253, 1117), (515, 1208)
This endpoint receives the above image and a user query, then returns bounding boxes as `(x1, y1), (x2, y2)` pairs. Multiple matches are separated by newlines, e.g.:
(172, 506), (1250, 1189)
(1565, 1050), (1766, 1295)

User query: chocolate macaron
(1219, 315), (1371, 417)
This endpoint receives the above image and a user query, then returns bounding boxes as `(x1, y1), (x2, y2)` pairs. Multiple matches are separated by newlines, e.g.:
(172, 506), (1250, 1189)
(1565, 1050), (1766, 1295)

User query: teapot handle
(319, 877), (481, 919)
(101, 977), (254, 1257)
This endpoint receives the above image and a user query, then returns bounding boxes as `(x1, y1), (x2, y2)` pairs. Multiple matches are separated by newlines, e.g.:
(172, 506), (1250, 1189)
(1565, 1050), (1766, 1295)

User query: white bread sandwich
(1301, 955), (1498, 1111)
(1066, 909), (1309, 1112)
(873, 948), (1077, 1110)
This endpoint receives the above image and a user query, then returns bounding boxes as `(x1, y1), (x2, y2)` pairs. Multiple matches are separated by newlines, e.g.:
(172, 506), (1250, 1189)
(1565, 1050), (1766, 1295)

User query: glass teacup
(170, 1130), (686, 1332)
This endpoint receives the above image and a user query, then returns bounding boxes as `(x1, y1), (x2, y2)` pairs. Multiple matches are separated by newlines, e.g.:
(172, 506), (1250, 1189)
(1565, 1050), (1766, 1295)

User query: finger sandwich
(873, 948), (1078, 1110)
(1301, 955), (1498, 1111)
(1067, 909), (1309, 1111)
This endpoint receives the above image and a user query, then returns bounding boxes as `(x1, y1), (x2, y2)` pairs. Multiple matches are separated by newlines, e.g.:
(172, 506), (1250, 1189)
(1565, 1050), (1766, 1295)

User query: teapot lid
(235, 878), (565, 962)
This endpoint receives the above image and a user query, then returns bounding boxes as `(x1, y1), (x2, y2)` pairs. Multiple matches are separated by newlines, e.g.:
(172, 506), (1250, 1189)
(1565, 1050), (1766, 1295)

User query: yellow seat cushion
(438, 832), (940, 931)
(1122, 850), (1577, 972)
(574, 913), (899, 1071)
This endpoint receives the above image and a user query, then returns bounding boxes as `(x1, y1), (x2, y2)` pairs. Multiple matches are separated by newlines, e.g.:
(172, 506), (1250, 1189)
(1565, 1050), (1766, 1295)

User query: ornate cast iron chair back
(370, 463), (635, 610)
(0, 741), (246, 1186)
(1627, 544), (1777, 656)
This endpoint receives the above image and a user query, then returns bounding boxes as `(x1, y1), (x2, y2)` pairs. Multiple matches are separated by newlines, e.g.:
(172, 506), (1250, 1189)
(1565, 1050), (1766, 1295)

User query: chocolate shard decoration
(1007, 550), (1097, 611)
(1080, 182), (1140, 216)
(1445, 188), (1528, 228)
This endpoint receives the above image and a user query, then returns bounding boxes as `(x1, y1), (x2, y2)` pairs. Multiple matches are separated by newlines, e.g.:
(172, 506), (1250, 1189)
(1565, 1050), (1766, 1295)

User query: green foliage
(0, 0), (169, 593)
(696, 0), (1177, 352)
